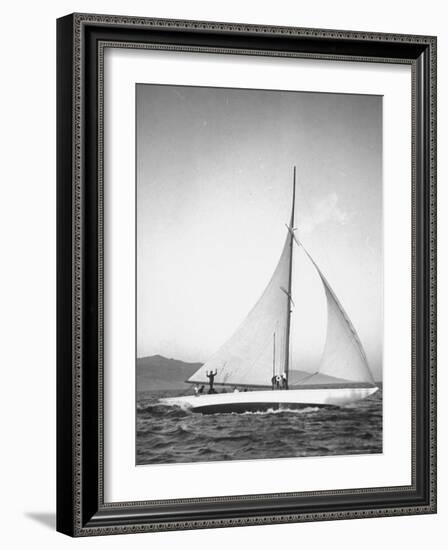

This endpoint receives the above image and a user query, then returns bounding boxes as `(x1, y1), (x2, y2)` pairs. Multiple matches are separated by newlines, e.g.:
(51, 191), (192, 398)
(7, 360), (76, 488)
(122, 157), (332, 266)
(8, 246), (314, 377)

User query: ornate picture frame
(57, 13), (436, 536)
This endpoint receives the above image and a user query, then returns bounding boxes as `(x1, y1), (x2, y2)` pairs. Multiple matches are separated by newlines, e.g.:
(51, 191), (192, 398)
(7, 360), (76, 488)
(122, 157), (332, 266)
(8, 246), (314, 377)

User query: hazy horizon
(136, 84), (383, 380)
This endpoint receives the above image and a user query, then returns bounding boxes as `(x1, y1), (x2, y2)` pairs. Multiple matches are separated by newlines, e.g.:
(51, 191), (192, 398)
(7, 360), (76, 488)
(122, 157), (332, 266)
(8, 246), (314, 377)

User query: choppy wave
(136, 388), (382, 465)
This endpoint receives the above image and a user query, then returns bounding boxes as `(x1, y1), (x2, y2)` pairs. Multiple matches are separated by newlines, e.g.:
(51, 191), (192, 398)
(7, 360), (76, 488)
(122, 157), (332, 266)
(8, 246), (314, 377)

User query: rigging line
(286, 223), (301, 248)
(280, 286), (295, 307)
(292, 371), (320, 385)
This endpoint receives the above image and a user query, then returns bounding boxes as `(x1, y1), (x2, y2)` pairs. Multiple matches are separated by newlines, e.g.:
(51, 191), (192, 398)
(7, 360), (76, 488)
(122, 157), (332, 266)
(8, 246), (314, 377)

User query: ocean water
(136, 387), (382, 465)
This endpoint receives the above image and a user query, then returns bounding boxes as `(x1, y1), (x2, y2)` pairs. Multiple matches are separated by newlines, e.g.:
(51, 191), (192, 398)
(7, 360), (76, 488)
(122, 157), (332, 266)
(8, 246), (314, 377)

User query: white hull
(160, 386), (378, 414)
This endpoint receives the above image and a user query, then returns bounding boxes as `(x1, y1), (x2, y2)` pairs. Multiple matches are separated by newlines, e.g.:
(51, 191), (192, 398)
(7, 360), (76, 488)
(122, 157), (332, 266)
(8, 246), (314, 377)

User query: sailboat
(160, 168), (379, 413)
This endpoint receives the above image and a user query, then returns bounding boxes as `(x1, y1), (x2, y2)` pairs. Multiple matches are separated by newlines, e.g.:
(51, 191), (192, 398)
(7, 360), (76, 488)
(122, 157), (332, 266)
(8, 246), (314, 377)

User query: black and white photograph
(1, 0), (441, 544)
(136, 84), (383, 465)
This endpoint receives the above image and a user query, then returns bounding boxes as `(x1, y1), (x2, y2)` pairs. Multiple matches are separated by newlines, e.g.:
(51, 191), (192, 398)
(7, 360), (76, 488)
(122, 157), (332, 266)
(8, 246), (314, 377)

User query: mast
(284, 166), (296, 381)
(187, 167), (298, 389)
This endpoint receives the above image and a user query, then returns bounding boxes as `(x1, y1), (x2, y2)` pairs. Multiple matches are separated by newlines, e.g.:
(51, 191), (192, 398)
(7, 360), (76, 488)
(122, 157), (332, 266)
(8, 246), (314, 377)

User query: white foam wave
(232, 406), (322, 416)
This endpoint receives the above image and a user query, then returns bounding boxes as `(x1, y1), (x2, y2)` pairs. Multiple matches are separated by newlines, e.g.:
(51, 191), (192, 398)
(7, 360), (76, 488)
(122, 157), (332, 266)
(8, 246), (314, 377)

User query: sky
(136, 84), (383, 380)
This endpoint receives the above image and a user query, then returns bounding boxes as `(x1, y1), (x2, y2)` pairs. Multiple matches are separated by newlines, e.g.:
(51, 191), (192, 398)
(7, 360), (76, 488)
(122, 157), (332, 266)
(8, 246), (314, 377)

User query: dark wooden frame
(57, 13), (437, 537)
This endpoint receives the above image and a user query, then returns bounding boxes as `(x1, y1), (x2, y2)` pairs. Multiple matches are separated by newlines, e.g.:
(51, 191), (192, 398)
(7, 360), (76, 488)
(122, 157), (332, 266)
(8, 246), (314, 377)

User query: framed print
(56, 13), (437, 536)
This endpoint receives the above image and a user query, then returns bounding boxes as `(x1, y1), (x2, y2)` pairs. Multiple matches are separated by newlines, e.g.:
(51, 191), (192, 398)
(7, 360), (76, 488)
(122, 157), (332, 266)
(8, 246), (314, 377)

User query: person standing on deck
(281, 372), (288, 390)
(206, 369), (218, 394)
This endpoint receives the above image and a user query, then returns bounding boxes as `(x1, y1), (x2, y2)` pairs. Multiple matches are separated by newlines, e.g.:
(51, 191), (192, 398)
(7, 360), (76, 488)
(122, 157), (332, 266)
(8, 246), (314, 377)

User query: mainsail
(188, 169), (376, 388)
(187, 235), (293, 387)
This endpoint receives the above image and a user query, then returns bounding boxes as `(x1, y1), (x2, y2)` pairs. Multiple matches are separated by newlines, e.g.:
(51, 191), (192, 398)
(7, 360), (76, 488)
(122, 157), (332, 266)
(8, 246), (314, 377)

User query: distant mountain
(137, 355), (202, 392)
(137, 355), (351, 393)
